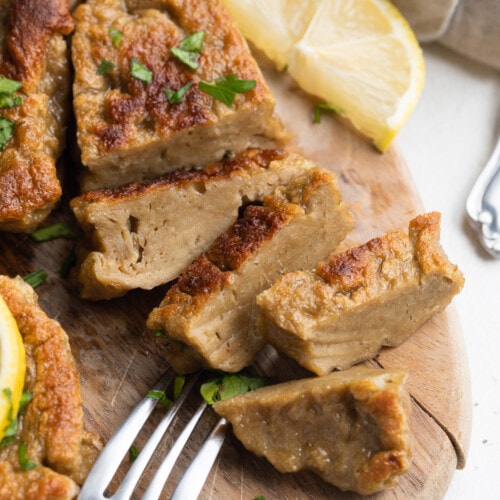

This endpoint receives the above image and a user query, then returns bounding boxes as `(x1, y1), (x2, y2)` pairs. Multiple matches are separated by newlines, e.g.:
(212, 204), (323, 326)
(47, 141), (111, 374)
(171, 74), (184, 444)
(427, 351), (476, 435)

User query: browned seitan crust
(71, 0), (288, 191)
(147, 167), (354, 374)
(0, 0), (73, 233)
(0, 276), (102, 500)
(257, 212), (465, 375)
(213, 366), (413, 495)
(70, 149), (319, 300)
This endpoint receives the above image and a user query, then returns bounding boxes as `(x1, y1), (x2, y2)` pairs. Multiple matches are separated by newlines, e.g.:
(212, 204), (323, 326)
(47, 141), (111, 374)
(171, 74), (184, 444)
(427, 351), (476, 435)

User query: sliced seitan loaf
(0, 0), (74, 232)
(71, 0), (287, 191)
(212, 366), (413, 495)
(146, 166), (354, 373)
(256, 212), (465, 375)
(0, 275), (102, 499)
(71, 149), (323, 300)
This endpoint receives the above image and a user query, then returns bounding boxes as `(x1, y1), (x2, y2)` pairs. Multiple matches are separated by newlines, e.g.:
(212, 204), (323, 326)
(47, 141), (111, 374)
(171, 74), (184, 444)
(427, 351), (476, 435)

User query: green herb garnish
(198, 75), (256, 107)
(30, 221), (79, 242)
(165, 82), (194, 104)
(18, 441), (36, 471)
(109, 28), (123, 48)
(173, 375), (186, 400)
(153, 330), (167, 338)
(0, 391), (33, 448)
(0, 117), (14, 150)
(19, 392), (33, 414)
(146, 389), (172, 408)
(23, 269), (48, 288)
(129, 443), (139, 461)
(200, 373), (269, 404)
(97, 59), (115, 75)
(313, 102), (343, 124)
(0, 77), (22, 109)
(170, 31), (204, 69)
(130, 58), (152, 83)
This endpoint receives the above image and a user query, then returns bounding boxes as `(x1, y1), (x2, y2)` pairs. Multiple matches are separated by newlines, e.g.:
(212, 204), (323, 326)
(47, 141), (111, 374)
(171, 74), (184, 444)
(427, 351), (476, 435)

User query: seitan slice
(0, 0), (74, 232)
(0, 275), (102, 499)
(257, 212), (465, 375)
(146, 166), (354, 373)
(70, 149), (317, 300)
(71, 0), (287, 191)
(212, 366), (413, 495)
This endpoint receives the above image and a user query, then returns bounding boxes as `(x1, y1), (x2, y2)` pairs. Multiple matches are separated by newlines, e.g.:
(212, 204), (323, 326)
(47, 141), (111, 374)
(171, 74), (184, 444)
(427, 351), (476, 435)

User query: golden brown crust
(72, 148), (287, 204)
(213, 367), (413, 495)
(0, 0), (74, 232)
(72, 0), (287, 189)
(1, 0), (73, 90)
(0, 275), (101, 499)
(257, 211), (465, 375)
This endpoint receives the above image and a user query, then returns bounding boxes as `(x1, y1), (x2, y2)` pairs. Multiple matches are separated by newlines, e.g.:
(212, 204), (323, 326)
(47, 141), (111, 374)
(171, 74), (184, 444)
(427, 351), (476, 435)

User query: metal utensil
(466, 136), (500, 257)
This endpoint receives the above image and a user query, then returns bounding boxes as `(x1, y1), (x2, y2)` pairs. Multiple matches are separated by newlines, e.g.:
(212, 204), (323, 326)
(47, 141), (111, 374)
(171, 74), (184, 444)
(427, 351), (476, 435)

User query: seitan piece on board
(70, 149), (317, 300)
(71, 0), (287, 191)
(257, 212), (465, 375)
(0, 275), (102, 500)
(146, 166), (354, 374)
(213, 366), (413, 495)
(0, 0), (74, 232)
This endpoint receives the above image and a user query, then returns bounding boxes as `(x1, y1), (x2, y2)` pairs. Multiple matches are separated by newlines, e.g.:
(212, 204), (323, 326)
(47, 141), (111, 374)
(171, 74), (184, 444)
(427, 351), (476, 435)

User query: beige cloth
(393, 0), (500, 70)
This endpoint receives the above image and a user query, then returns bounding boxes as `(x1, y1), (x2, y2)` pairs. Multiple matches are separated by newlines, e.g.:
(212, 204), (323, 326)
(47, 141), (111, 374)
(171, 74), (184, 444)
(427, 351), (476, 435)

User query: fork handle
(466, 136), (500, 257)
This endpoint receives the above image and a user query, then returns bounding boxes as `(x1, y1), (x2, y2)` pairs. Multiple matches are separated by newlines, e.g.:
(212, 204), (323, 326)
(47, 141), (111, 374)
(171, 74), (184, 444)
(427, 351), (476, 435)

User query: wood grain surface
(0, 50), (471, 498)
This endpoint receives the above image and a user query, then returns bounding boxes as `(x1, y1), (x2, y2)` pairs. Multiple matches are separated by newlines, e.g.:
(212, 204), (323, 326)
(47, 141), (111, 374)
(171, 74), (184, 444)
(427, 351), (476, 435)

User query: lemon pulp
(222, 0), (425, 151)
(0, 295), (26, 443)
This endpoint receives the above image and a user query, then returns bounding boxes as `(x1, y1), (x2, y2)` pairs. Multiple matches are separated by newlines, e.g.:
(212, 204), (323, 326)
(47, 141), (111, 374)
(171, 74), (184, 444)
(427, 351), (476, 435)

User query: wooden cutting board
(0, 53), (470, 499)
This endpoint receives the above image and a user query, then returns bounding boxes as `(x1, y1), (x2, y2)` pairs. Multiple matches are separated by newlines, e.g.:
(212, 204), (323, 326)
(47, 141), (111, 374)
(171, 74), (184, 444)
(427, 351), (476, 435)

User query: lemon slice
(222, 0), (425, 151)
(0, 295), (26, 443)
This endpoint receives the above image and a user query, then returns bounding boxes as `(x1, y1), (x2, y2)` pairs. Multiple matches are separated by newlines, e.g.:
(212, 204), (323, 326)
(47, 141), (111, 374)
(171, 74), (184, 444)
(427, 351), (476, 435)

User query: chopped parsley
(0, 76), (22, 109)
(146, 389), (172, 408)
(109, 28), (123, 48)
(0, 117), (14, 150)
(200, 372), (269, 404)
(198, 75), (256, 107)
(18, 441), (36, 471)
(23, 269), (48, 288)
(30, 221), (79, 242)
(165, 82), (194, 104)
(130, 57), (152, 83)
(129, 443), (139, 461)
(97, 59), (115, 75)
(313, 102), (343, 124)
(170, 31), (205, 69)
(0, 391), (33, 449)
(173, 375), (186, 400)
(153, 330), (167, 338)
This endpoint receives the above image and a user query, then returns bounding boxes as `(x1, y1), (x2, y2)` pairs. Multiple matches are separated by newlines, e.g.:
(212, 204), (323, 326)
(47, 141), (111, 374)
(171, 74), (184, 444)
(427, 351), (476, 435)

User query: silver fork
(466, 135), (500, 257)
(78, 369), (228, 500)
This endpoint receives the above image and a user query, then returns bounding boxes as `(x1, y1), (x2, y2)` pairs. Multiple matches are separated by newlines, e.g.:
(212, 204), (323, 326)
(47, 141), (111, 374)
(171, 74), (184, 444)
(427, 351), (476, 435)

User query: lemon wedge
(0, 295), (26, 443)
(222, 0), (425, 151)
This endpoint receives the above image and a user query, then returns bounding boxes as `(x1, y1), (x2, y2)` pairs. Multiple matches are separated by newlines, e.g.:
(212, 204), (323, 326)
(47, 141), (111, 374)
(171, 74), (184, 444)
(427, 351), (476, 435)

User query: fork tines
(78, 369), (227, 500)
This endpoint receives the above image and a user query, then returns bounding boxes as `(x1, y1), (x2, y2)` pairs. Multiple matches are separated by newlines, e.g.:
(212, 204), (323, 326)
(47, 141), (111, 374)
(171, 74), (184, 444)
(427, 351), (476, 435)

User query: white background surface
(397, 43), (500, 499)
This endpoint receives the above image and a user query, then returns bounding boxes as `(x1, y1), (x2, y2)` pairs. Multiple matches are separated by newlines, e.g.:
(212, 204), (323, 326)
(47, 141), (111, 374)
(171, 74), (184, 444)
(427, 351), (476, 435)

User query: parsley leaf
(129, 443), (139, 461)
(171, 31), (204, 69)
(0, 117), (14, 150)
(173, 375), (186, 400)
(165, 82), (194, 104)
(0, 76), (21, 94)
(60, 250), (77, 278)
(313, 102), (343, 124)
(30, 221), (79, 242)
(198, 75), (256, 107)
(109, 28), (123, 48)
(130, 57), (152, 83)
(200, 373), (269, 404)
(23, 269), (47, 288)
(146, 389), (172, 408)
(18, 441), (37, 471)
(97, 59), (115, 75)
